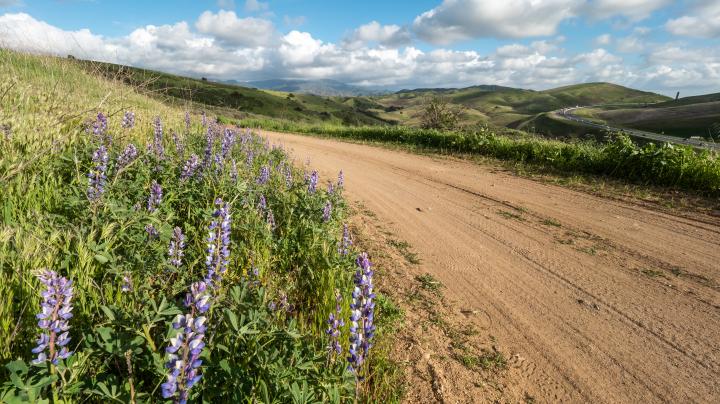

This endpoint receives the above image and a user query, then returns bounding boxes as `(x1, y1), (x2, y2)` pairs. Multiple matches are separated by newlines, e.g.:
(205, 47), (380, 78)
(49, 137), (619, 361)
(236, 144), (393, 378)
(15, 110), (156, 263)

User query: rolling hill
(74, 60), (390, 126)
(243, 78), (382, 97)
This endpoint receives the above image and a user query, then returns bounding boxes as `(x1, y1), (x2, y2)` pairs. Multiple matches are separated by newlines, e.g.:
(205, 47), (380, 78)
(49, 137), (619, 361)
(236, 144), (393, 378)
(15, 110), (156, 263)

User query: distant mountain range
(227, 79), (387, 97)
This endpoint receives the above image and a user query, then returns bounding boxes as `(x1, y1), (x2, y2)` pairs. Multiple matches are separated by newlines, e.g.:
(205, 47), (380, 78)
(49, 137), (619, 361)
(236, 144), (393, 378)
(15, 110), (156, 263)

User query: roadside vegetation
(0, 49), (397, 402)
(235, 118), (720, 193)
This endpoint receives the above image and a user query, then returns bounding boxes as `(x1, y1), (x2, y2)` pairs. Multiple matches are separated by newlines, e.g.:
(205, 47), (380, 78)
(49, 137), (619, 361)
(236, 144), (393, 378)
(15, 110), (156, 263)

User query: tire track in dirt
(264, 131), (720, 403)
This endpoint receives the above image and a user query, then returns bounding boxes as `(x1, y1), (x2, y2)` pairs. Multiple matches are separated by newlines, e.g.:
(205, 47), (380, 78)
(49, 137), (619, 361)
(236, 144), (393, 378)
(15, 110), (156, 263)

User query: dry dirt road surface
(263, 130), (720, 403)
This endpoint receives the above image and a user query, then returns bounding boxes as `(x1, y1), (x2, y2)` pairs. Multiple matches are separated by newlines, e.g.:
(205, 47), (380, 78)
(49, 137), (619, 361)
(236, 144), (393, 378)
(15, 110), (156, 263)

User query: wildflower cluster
(338, 224), (352, 256)
(326, 291), (344, 357)
(117, 143), (138, 170)
(168, 227), (185, 269)
(181, 154), (201, 180)
(32, 270), (74, 365)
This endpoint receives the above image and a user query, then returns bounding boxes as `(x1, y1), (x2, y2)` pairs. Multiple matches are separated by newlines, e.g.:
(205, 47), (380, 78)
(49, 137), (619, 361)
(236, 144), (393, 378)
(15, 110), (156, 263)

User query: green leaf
(100, 305), (116, 321)
(226, 310), (239, 331)
(94, 254), (109, 264)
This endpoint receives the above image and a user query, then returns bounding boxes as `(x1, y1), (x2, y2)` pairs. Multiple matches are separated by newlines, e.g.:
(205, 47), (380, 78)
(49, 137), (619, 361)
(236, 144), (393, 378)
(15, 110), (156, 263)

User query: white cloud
(195, 10), (275, 47)
(412, 0), (579, 44)
(0, 11), (717, 95)
(586, 0), (672, 21)
(666, 1), (720, 38)
(345, 21), (412, 48)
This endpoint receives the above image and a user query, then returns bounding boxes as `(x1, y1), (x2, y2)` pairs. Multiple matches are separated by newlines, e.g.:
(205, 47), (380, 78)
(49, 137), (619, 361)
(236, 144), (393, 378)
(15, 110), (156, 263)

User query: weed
(415, 273), (443, 295)
(389, 239), (421, 264)
(541, 218), (562, 227)
(498, 209), (525, 221)
(641, 268), (665, 278)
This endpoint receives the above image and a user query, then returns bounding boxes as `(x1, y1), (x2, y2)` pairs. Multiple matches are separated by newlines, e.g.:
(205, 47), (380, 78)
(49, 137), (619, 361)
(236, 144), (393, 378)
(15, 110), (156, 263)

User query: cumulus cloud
(345, 21), (412, 48)
(412, 0), (579, 44)
(195, 10), (275, 47)
(586, 0), (672, 21)
(0, 11), (717, 94)
(666, 1), (720, 38)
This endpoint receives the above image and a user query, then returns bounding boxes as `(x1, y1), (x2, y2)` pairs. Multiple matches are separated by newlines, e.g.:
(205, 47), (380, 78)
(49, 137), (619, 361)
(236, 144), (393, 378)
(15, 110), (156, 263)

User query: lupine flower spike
(145, 224), (159, 239)
(168, 227), (185, 269)
(184, 111), (191, 132)
(117, 143), (138, 170)
(326, 291), (345, 359)
(181, 154), (200, 180)
(204, 199), (231, 287)
(308, 170), (318, 193)
(32, 270), (73, 365)
(147, 180), (162, 212)
(337, 170), (344, 189)
(121, 111), (135, 129)
(322, 200), (332, 222)
(257, 165), (270, 185)
(87, 145), (108, 202)
(348, 253), (375, 375)
(338, 224), (352, 256)
(162, 281), (210, 402)
(152, 116), (165, 159)
(121, 274), (133, 293)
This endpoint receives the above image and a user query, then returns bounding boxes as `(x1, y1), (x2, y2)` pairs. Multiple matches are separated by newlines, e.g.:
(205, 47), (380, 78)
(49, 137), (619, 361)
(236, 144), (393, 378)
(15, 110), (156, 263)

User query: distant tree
(418, 96), (465, 130)
(201, 77), (208, 81)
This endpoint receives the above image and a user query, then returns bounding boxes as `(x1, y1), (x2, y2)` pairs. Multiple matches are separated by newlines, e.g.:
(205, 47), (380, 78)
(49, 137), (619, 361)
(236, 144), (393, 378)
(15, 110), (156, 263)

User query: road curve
(264, 130), (720, 403)
(555, 107), (720, 151)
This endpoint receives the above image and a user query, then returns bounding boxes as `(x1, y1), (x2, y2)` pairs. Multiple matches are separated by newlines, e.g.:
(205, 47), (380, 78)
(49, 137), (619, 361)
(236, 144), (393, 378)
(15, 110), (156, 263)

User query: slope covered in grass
(76, 59), (390, 126)
(372, 82), (670, 129)
(0, 50), (398, 402)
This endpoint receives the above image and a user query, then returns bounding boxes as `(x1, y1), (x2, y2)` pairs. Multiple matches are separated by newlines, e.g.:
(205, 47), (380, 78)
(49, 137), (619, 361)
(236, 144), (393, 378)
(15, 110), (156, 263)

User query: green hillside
(369, 82), (670, 129)
(75, 60), (390, 126)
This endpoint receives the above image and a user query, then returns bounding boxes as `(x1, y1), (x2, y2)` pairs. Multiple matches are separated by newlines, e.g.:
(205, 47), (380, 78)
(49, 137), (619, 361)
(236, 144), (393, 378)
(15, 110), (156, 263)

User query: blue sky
(1, 0), (719, 95)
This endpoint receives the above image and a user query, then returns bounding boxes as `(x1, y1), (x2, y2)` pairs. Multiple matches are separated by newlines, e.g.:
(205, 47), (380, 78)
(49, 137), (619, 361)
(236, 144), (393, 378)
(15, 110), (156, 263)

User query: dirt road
(264, 130), (720, 403)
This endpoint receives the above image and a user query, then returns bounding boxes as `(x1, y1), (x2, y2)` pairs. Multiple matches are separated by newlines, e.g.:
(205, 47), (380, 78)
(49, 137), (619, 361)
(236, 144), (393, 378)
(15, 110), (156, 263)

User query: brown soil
(264, 130), (720, 403)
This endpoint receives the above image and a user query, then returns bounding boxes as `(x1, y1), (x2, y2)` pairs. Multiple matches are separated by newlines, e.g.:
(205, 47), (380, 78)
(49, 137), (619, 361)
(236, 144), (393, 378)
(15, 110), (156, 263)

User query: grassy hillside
(370, 82), (670, 130)
(0, 49), (400, 402)
(75, 60), (390, 126)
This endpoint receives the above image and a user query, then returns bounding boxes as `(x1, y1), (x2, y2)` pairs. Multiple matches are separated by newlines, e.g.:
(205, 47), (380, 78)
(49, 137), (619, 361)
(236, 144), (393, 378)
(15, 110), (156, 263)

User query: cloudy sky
(0, 0), (718, 96)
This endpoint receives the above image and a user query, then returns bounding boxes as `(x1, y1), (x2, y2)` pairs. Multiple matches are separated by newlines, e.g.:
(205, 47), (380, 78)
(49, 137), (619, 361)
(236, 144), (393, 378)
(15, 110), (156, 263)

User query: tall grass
(0, 50), (391, 402)
(237, 117), (720, 193)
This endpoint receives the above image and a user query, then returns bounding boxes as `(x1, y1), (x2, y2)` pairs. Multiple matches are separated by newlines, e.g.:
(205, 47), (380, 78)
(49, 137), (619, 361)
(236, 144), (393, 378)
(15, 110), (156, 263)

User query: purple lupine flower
(87, 145), (108, 202)
(172, 130), (184, 158)
(162, 281), (210, 402)
(257, 194), (267, 211)
(181, 154), (200, 181)
(230, 159), (238, 182)
(221, 128), (235, 159)
(185, 111), (191, 132)
(168, 227), (185, 269)
(322, 200), (332, 222)
(201, 111), (207, 127)
(145, 224), (159, 239)
(32, 270), (73, 365)
(308, 170), (318, 194)
(348, 253), (375, 374)
(152, 116), (165, 159)
(121, 274), (133, 293)
(147, 180), (162, 212)
(204, 199), (231, 287)
(327, 182), (334, 194)
(213, 153), (223, 173)
(121, 111), (135, 129)
(245, 149), (254, 167)
(266, 209), (276, 230)
(284, 165), (293, 188)
(92, 112), (108, 139)
(326, 291), (345, 357)
(257, 165), (270, 185)
(203, 125), (215, 171)
(338, 224), (352, 256)
(337, 170), (344, 188)
(117, 143), (138, 170)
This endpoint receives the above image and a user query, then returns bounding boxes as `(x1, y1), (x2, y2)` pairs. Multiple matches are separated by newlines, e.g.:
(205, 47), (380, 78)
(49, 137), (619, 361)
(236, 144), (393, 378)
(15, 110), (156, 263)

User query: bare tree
(418, 96), (465, 130)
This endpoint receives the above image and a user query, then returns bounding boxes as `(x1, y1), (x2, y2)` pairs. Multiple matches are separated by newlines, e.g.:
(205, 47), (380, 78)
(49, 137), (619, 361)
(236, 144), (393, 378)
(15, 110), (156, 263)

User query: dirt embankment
(264, 130), (720, 403)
